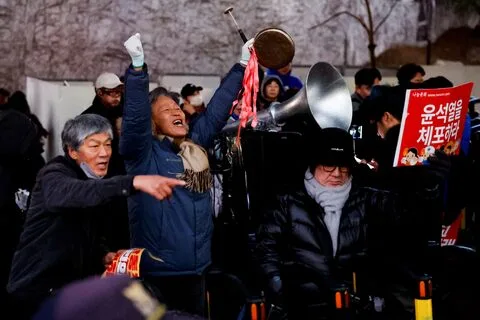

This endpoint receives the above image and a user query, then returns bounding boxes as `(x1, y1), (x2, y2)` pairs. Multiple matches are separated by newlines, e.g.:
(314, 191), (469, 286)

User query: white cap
(95, 72), (123, 89)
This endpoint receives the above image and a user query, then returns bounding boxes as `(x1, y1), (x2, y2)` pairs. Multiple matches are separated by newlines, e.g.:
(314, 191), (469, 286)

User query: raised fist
(240, 38), (255, 67)
(124, 33), (144, 68)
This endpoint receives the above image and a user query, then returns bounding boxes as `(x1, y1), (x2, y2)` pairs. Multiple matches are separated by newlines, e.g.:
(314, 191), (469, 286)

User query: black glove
(426, 150), (451, 182)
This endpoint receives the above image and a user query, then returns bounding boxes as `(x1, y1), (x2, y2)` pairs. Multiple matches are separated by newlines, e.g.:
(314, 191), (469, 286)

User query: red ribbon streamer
(230, 48), (259, 145)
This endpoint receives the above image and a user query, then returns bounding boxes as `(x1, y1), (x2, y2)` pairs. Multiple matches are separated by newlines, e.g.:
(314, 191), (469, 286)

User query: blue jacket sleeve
(188, 63), (244, 148)
(119, 65), (152, 167)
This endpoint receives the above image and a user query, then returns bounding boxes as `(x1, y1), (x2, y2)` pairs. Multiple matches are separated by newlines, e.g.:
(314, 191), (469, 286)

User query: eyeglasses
(322, 165), (349, 173)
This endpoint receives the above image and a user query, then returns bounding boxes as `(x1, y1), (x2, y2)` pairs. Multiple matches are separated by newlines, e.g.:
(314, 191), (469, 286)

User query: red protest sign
(394, 82), (474, 167)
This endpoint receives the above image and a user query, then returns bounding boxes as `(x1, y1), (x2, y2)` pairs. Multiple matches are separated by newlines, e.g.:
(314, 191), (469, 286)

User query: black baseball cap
(180, 84), (203, 99)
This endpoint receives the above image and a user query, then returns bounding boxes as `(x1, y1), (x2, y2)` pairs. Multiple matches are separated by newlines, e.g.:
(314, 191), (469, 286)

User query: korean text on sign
(393, 82), (473, 167)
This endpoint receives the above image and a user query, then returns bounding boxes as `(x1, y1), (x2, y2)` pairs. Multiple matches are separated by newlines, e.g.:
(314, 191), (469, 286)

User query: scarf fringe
(178, 168), (213, 193)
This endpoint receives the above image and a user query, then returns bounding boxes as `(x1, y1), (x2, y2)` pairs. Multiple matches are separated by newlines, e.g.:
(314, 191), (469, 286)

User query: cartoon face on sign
(401, 147), (420, 166)
(419, 145), (435, 164)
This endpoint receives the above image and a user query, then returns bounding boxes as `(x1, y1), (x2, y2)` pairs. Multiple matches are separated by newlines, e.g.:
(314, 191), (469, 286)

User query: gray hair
(61, 114), (113, 153)
(149, 86), (169, 105)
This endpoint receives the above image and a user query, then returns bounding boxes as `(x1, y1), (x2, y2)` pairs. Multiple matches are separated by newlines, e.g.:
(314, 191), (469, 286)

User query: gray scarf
(304, 169), (352, 256)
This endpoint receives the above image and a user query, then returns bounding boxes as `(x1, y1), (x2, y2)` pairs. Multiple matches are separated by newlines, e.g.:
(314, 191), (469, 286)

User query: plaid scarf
(157, 135), (212, 193)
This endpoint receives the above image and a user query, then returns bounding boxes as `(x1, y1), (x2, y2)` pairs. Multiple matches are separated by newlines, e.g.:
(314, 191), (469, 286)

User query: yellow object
(414, 299), (433, 320)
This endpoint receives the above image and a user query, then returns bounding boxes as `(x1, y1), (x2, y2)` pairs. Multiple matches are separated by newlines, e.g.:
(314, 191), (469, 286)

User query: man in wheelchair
(255, 127), (448, 320)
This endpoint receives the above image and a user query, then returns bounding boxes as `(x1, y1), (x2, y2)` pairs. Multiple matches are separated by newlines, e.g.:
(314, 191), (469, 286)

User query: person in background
(0, 88), (10, 107)
(8, 91), (48, 139)
(7, 114), (185, 320)
(8, 91), (49, 174)
(180, 84), (206, 124)
(258, 75), (285, 110)
(266, 62), (303, 92)
(83, 72), (124, 122)
(396, 63), (425, 86)
(351, 68), (382, 117)
(0, 102), (39, 310)
(120, 33), (247, 316)
(349, 68), (382, 162)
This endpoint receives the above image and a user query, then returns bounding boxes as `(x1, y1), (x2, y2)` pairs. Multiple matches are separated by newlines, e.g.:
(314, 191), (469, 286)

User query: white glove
(240, 38), (255, 67)
(124, 33), (144, 68)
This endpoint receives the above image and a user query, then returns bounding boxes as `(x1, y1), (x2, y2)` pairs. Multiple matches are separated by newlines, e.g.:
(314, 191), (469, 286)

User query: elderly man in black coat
(7, 114), (185, 320)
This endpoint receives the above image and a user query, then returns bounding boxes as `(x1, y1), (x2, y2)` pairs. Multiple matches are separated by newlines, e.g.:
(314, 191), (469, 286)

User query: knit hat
(33, 276), (206, 320)
(33, 276), (166, 320)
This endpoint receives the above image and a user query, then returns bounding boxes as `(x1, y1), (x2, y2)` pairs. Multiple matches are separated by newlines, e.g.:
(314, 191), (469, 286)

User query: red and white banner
(103, 248), (145, 278)
(394, 82), (474, 167)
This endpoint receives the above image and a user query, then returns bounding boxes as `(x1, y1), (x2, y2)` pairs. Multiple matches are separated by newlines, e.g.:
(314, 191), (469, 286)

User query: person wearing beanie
(255, 127), (447, 320)
(33, 276), (205, 320)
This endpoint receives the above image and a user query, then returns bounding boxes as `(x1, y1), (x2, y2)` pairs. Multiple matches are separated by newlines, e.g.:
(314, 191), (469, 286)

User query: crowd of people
(0, 31), (478, 320)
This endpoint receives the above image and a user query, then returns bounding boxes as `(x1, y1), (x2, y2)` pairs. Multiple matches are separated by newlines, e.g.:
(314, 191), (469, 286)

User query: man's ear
(68, 147), (79, 160)
(384, 111), (396, 122)
(385, 111), (401, 125)
(95, 89), (102, 96)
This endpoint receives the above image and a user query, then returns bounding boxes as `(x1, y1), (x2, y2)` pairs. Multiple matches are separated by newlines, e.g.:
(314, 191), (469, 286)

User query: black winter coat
(7, 156), (134, 300)
(256, 180), (440, 314)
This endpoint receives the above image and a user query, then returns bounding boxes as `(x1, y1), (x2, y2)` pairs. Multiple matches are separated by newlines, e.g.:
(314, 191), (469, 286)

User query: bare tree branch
(363, 0), (374, 31)
(374, 0), (400, 33)
(309, 11), (369, 33)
